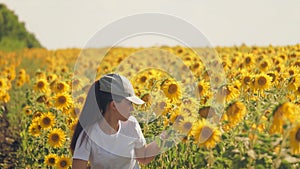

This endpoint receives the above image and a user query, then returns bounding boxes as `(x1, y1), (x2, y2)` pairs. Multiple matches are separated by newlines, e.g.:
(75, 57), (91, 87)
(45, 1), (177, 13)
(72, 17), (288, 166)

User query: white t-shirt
(73, 116), (146, 169)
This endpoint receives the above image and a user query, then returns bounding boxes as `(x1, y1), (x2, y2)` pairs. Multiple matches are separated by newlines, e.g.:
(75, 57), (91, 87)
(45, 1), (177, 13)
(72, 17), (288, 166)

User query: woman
(70, 74), (161, 169)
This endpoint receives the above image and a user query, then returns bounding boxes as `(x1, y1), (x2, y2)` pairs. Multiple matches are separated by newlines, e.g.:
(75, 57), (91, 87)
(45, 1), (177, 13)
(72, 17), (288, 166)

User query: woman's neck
(99, 111), (119, 135)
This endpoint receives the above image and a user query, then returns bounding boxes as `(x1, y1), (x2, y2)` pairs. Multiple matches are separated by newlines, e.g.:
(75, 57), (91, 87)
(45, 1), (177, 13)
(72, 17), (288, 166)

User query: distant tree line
(0, 4), (43, 51)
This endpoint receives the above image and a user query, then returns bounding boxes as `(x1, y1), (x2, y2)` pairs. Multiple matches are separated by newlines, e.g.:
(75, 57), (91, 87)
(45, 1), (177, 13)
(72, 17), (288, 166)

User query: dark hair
(70, 79), (124, 154)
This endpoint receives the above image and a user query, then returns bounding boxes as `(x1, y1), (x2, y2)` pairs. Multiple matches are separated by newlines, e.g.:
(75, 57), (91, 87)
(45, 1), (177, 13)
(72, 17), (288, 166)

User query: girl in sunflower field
(70, 74), (165, 169)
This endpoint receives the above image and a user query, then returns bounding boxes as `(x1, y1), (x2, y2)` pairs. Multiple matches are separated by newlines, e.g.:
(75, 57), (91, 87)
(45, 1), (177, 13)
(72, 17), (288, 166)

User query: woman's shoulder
(121, 116), (140, 129)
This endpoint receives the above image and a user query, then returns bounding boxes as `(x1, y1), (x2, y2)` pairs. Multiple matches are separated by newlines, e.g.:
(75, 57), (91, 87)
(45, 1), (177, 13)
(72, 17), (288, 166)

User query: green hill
(0, 4), (43, 51)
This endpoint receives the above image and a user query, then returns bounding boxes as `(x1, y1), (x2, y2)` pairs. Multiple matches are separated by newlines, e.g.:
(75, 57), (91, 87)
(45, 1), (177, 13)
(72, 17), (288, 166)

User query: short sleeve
(73, 131), (91, 161)
(131, 117), (146, 148)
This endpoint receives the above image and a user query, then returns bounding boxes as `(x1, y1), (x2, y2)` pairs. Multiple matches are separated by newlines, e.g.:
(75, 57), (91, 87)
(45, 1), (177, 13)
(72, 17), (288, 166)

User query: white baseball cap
(99, 74), (145, 105)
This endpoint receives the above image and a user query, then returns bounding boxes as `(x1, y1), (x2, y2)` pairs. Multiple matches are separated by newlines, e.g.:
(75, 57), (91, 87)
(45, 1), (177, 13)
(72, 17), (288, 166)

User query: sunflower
(289, 123), (300, 155)
(0, 78), (8, 90)
(162, 80), (182, 102)
(34, 78), (50, 94)
(53, 81), (70, 93)
(1, 93), (10, 103)
(18, 69), (26, 75)
(140, 91), (152, 107)
(56, 156), (71, 169)
(180, 97), (200, 117)
(44, 153), (58, 166)
(134, 72), (149, 88)
(151, 97), (171, 116)
(222, 101), (247, 132)
(287, 75), (300, 91)
(169, 108), (185, 124)
(216, 84), (240, 104)
(295, 85), (300, 96)
(46, 73), (58, 83)
(258, 59), (271, 72)
(284, 66), (299, 78)
(177, 115), (196, 137)
(68, 119), (78, 133)
(197, 80), (210, 97)
(23, 105), (32, 115)
(269, 102), (300, 135)
(209, 73), (224, 88)
(70, 78), (83, 91)
(53, 93), (72, 111)
(48, 128), (66, 148)
(294, 59), (300, 67)
(75, 94), (86, 105)
(70, 104), (82, 118)
(198, 106), (220, 123)
(243, 53), (255, 68)
(266, 71), (278, 87)
(240, 71), (254, 91)
(253, 73), (272, 91)
(190, 119), (221, 149)
(28, 122), (42, 137)
(174, 46), (185, 56)
(39, 112), (56, 129)
(35, 71), (46, 79)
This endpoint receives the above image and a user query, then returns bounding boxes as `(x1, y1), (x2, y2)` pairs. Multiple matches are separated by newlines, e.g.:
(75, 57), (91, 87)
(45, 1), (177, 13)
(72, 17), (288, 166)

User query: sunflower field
(1, 44), (300, 169)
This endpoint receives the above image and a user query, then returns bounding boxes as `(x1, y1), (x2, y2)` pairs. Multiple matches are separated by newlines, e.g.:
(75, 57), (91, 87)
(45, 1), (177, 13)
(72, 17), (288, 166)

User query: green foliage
(0, 4), (43, 51)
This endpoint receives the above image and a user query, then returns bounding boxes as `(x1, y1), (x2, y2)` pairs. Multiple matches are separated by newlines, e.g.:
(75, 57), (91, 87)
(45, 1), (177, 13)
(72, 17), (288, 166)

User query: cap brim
(126, 96), (145, 105)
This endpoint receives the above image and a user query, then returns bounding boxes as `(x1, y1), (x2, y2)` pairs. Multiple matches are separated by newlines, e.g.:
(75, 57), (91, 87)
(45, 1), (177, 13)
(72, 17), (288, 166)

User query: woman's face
(114, 99), (134, 121)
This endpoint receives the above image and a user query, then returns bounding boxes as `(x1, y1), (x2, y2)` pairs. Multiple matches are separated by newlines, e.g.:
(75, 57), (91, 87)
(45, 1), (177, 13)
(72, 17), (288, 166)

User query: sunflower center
(199, 107), (215, 118)
(221, 86), (231, 95)
(245, 57), (251, 64)
(49, 158), (55, 164)
(261, 62), (268, 68)
(175, 115), (184, 123)
(142, 94), (150, 103)
(200, 126), (213, 141)
(168, 84), (178, 94)
(61, 67), (67, 73)
(183, 98), (192, 105)
(43, 117), (51, 125)
(51, 134), (60, 142)
(199, 107), (209, 118)
(257, 77), (267, 86)
(296, 128), (300, 142)
(267, 73), (276, 82)
(57, 83), (64, 90)
(183, 122), (192, 130)
(193, 63), (200, 69)
(275, 66), (281, 73)
(37, 81), (45, 88)
(213, 76), (221, 83)
(298, 87), (300, 93)
(47, 75), (53, 81)
(140, 76), (147, 83)
(0, 81), (3, 87)
(37, 95), (47, 103)
(243, 76), (250, 85)
(58, 96), (67, 104)
(77, 97), (85, 104)
(177, 48), (183, 54)
(72, 79), (79, 86)
(159, 102), (166, 109)
(198, 85), (203, 93)
(60, 160), (67, 167)
(289, 70), (294, 76)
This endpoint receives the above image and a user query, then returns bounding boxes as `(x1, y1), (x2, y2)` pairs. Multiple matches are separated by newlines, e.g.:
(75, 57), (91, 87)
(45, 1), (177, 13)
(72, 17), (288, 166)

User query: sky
(0, 0), (300, 50)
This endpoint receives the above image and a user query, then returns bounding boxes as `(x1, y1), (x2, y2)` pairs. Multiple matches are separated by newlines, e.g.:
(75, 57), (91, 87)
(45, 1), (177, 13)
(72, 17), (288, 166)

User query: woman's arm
(72, 159), (88, 169)
(135, 141), (160, 165)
